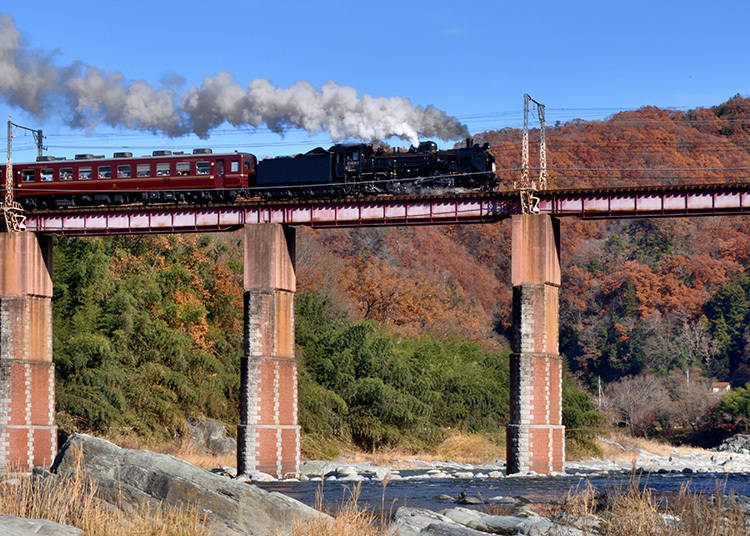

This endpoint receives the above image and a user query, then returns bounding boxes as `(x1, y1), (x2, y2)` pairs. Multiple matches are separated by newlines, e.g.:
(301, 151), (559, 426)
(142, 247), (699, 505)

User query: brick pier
(506, 214), (564, 474)
(0, 233), (56, 470)
(237, 224), (300, 478)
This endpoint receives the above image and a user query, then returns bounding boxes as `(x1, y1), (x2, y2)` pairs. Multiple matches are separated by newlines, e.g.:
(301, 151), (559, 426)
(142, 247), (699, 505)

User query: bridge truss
(22, 182), (750, 235)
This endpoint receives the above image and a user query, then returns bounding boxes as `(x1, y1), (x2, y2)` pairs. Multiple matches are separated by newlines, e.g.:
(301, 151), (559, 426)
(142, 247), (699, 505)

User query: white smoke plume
(0, 14), (468, 145)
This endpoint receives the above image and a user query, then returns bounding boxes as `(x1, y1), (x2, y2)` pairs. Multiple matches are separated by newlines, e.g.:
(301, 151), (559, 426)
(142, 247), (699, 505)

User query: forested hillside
(52, 95), (750, 453)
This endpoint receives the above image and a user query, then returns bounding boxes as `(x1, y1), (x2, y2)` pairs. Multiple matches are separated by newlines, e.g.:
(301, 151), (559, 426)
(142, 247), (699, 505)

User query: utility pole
(516, 93), (547, 214)
(2, 118), (41, 232)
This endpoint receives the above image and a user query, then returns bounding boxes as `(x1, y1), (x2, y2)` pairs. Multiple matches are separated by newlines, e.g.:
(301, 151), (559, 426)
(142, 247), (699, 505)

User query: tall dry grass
(287, 481), (395, 536)
(565, 476), (749, 536)
(0, 448), (208, 536)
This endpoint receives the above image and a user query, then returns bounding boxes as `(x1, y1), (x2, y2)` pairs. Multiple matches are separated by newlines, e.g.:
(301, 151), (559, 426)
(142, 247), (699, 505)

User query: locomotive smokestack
(0, 14), (469, 146)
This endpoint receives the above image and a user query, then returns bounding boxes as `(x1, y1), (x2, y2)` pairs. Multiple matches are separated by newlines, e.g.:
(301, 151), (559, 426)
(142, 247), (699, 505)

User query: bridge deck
(23, 182), (750, 235)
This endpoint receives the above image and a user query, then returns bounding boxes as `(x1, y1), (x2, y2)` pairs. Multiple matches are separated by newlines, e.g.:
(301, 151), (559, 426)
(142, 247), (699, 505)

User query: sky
(1, 0), (748, 163)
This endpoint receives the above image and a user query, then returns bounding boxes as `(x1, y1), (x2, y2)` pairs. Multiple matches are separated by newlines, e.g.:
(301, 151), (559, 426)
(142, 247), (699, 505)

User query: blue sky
(1, 0), (748, 162)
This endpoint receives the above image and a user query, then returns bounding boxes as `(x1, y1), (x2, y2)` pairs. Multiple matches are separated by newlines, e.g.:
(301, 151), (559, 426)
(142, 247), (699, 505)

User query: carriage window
(244, 160), (251, 171)
(230, 160), (239, 172)
(78, 167), (92, 180)
(137, 164), (151, 177)
(60, 167), (73, 181)
(117, 165), (131, 178)
(351, 152), (359, 161)
(156, 163), (170, 176)
(176, 162), (190, 176)
(21, 169), (35, 182)
(98, 166), (111, 179)
(41, 168), (54, 182)
(196, 162), (211, 175)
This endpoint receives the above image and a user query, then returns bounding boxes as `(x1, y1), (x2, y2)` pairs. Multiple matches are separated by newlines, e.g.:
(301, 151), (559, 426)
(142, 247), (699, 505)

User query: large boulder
(0, 515), (82, 535)
(50, 434), (324, 536)
(187, 417), (237, 456)
(390, 507), (488, 536)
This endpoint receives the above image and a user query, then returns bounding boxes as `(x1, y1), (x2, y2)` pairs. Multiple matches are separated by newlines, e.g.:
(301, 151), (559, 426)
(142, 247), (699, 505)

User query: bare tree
(603, 374), (673, 437)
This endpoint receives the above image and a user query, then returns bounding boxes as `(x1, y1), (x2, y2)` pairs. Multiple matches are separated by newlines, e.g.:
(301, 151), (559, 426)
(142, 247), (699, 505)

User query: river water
(257, 471), (750, 513)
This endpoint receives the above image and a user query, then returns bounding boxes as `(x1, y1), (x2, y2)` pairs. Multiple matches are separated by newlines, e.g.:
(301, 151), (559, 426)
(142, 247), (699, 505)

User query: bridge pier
(0, 232), (56, 470)
(507, 214), (564, 474)
(237, 224), (300, 478)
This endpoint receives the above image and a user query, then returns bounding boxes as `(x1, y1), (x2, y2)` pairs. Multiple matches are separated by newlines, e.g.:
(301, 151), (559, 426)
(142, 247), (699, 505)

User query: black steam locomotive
(254, 139), (496, 199)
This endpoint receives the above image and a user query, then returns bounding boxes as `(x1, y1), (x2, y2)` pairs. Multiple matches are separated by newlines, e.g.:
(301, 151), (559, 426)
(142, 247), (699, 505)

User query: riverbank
(231, 433), (750, 483)
(3, 432), (749, 536)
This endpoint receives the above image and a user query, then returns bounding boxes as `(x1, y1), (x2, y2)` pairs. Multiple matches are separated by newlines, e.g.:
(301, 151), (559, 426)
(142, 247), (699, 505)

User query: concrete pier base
(237, 224), (299, 478)
(506, 215), (564, 474)
(0, 233), (56, 470)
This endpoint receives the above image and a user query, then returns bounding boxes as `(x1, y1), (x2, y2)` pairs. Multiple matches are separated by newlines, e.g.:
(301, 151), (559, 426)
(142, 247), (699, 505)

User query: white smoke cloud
(0, 14), (468, 145)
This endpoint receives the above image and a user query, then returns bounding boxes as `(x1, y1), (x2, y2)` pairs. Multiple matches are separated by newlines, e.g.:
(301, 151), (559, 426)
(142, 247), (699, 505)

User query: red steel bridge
(3, 180), (750, 479)
(23, 181), (750, 235)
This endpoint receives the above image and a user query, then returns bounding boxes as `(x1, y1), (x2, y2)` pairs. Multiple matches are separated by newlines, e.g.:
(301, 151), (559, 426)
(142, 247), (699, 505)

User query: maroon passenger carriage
(0, 149), (256, 209)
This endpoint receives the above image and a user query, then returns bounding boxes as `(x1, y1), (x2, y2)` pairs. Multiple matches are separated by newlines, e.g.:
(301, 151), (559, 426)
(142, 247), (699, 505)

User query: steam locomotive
(1, 140), (495, 209)
(255, 139), (496, 199)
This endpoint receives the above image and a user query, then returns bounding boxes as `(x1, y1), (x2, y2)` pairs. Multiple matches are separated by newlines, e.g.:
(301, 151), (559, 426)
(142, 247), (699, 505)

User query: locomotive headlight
(491, 162), (496, 172)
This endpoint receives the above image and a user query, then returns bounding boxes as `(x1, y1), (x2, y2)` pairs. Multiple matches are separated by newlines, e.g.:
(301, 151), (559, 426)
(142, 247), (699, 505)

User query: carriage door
(216, 159), (225, 189)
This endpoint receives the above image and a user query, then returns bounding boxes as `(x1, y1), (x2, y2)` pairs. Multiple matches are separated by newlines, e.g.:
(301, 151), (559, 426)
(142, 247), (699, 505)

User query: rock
(435, 494), (455, 501)
(299, 460), (337, 477)
(248, 471), (277, 482)
(457, 492), (484, 505)
(453, 471), (474, 479)
(0, 516), (82, 535)
(717, 434), (750, 454)
(442, 508), (587, 536)
(390, 507), (487, 536)
(335, 465), (359, 477)
(339, 474), (365, 481)
(50, 434), (324, 536)
(553, 512), (602, 532)
(441, 507), (522, 534)
(487, 496), (523, 507)
(422, 525), (490, 536)
(186, 417), (237, 456)
(430, 471), (450, 479)
(488, 471), (504, 478)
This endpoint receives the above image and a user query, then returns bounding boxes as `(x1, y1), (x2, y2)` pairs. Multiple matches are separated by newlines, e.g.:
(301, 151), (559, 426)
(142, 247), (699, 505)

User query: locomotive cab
(331, 144), (370, 181)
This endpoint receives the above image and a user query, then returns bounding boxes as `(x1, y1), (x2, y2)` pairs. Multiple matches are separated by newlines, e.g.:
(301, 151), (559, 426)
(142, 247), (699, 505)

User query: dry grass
(286, 482), (392, 536)
(103, 431), (236, 470)
(338, 432), (506, 468)
(596, 430), (708, 463)
(0, 448), (209, 536)
(564, 476), (749, 536)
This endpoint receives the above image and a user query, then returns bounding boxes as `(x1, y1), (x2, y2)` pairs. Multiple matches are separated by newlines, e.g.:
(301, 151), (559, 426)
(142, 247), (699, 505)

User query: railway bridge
(2, 182), (749, 477)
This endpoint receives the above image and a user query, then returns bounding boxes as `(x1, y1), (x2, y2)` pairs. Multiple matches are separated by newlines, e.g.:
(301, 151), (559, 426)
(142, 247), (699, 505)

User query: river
(257, 470), (750, 513)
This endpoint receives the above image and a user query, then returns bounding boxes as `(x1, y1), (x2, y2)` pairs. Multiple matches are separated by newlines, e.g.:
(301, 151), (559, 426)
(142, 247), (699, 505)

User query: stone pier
(237, 224), (300, 478)
(506, 214), (564, 474)
(0, 233), (56, 470)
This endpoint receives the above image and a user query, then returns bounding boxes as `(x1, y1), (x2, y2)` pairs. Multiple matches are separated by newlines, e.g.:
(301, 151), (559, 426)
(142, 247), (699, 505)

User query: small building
(712, 381), (731, 393)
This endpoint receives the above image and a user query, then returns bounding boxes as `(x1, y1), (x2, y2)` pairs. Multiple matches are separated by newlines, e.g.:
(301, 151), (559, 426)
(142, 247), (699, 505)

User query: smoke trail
(0, 14), (468, 145)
